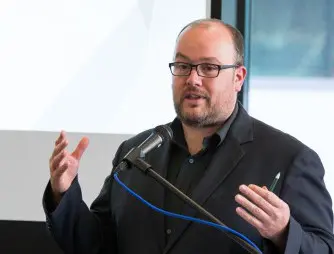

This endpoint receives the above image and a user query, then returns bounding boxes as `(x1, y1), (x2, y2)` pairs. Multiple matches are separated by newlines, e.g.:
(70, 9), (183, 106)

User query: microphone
(114, 125), (173, 173)
(137, 124), (173, 158)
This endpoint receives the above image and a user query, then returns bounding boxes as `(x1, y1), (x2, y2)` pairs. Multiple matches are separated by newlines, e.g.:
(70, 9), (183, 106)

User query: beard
(174, 97), (224, 128)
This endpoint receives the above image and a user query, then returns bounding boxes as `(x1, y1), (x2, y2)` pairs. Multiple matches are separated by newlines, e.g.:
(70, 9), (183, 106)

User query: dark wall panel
(0, 220), (63, 254)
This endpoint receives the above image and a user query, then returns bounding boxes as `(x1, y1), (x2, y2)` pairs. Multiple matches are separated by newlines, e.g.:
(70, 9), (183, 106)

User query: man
(43, 19), (334, 253)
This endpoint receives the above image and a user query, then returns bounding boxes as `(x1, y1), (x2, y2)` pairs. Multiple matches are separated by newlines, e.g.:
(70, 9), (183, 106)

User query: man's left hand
(235, 184), (290, 249)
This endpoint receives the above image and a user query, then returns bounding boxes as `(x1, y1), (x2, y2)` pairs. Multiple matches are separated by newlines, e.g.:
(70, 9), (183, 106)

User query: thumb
(262, 186), (268, 191)
(72, 137), (89, 160)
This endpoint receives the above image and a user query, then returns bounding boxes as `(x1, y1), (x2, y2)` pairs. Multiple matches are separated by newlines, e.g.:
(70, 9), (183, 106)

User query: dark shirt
(164, 104), (239, 244)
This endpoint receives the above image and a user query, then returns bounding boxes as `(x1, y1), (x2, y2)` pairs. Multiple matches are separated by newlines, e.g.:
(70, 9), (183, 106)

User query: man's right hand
(49, 131), (89, 203)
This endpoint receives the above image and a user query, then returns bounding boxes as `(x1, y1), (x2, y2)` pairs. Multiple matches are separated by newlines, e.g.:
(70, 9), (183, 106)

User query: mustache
(181, 87), (209, 99)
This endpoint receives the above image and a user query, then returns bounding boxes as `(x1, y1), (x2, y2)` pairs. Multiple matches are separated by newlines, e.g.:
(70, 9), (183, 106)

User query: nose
(186, 67), (202, 87)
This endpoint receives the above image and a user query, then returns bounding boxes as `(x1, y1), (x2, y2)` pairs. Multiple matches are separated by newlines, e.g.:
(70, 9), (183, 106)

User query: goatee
(174, 100), (222, 128)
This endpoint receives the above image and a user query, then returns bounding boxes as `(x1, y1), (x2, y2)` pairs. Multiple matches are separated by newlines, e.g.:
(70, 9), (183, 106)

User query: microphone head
(154, 125), (173, 142)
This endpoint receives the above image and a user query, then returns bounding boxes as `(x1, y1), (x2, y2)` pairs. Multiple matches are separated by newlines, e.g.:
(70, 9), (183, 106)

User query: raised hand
(49, 131), (89, 203)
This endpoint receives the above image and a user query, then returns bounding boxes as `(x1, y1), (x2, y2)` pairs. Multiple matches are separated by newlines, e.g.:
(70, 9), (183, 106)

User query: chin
(174, 102), (207, 124)
(180, 112), (205, 124)
(182, 109), (203, 119)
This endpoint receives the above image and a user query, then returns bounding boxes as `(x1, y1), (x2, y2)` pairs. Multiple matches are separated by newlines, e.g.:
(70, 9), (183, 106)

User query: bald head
(176, 19), (244, 66)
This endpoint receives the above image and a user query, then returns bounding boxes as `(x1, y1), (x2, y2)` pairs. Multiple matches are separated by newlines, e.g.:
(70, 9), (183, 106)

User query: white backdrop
(0, 0), (208, 134)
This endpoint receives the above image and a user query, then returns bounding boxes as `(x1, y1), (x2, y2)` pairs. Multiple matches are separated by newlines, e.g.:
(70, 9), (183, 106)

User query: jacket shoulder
(251, 117), (309, 154)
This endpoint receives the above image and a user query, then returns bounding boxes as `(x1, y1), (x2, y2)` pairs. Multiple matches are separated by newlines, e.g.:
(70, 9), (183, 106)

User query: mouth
(183, 93), (207, 102)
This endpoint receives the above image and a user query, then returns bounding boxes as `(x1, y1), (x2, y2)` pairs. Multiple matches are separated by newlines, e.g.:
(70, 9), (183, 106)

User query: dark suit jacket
(43, 105), (334, 254)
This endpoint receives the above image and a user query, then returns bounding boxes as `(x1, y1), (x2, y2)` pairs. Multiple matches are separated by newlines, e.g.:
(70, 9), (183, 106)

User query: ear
(234, 66), (247, 92)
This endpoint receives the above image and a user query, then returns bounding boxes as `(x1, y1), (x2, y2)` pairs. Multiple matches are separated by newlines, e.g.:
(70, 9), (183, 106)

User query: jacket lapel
(163, 135), (244, 253)
(163, 104), (254, 253)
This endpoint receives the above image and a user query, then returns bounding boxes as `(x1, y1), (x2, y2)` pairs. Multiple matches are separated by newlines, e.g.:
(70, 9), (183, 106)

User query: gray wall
(0, 131), (132, 221)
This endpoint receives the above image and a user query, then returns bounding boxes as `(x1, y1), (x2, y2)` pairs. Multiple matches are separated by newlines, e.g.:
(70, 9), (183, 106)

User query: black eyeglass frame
(168, 62), (240, 78)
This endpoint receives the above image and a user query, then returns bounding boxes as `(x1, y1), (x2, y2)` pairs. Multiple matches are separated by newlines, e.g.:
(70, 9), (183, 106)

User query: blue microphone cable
(113, 172), (262, 253)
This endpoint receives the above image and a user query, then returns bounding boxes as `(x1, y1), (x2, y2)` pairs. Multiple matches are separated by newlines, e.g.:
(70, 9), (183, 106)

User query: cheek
(206, 81), (235, 104)
(172, 79), (184, 99)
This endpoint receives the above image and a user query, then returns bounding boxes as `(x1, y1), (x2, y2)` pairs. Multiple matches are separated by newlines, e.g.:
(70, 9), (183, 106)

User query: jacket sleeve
(42, 141), (126, 254)
(264, 147), (334, 253)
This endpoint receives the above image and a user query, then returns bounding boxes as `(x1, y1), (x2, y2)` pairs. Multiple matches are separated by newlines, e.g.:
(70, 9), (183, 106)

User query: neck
(182, 123), (221, 155)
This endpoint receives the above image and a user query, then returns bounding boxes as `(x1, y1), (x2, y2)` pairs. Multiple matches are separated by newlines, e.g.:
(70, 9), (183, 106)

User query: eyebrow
(174, 52), (222, 64)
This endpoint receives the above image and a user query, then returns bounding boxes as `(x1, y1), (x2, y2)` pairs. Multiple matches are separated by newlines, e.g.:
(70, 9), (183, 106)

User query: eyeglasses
(168, 62), (239, 78)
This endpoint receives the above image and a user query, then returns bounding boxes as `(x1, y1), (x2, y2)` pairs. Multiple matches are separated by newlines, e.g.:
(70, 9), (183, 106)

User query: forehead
(175, 24), (235, 62)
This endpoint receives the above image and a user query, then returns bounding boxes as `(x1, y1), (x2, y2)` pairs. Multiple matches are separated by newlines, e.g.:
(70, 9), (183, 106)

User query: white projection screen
(0, 0), (208, 221)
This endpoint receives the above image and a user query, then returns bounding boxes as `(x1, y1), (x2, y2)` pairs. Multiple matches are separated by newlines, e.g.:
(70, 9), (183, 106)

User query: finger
(239, 185), (275, 215)
(50, 150), (67, 171)
(55, 131), (66, 146)
(71, 137), (89, 160)
(235, 194), (270, 222)
(236, 206), (263, 230)
(262, 186), (268, 191)
(51, 138), (68, 160)
(53, 160), (69, 178)
(249, 184), (282, 208)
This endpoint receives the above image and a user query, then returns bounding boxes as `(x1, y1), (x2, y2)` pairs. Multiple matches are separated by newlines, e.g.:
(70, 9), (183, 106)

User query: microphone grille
(154, 125), (173, 142)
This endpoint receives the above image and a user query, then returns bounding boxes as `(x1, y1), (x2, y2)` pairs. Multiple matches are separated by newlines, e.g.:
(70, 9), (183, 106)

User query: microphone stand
(115, 156), (261, 254)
